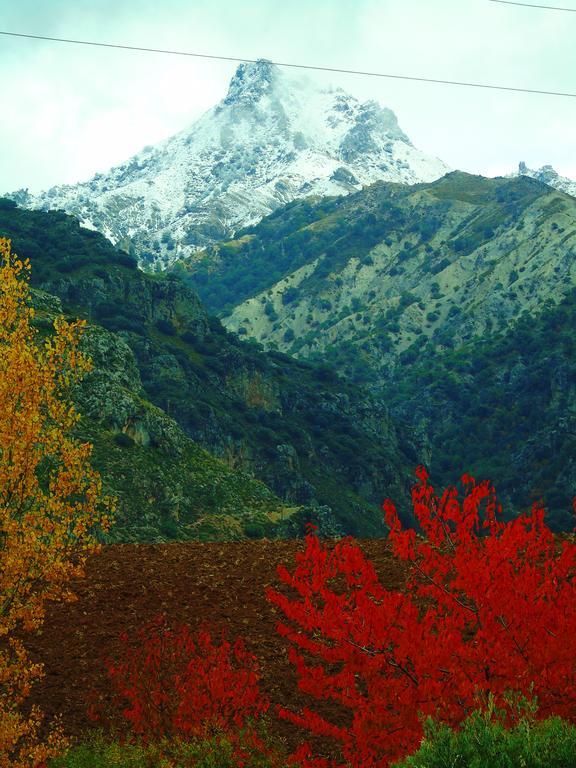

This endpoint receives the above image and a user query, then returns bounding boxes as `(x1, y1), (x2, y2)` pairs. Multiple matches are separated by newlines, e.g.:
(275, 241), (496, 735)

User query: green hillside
(381, 288), (576, 530)
(28, 288), (288, 543)
(170, 173), (576, 527)
(0, 198), (414, 538)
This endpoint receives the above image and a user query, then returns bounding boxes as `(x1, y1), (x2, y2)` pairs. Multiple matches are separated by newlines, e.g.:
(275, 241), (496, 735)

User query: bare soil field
(25, 539), (407, 755)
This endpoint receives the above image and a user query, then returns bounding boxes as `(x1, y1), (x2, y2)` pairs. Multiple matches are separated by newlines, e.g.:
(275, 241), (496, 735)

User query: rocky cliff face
(10, 60), (449, 269)
(29, 288), (287, 543)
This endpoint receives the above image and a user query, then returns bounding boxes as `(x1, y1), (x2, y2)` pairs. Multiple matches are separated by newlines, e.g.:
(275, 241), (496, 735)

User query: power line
(1, 29), (576, 99)
(488, 0), (576, 11)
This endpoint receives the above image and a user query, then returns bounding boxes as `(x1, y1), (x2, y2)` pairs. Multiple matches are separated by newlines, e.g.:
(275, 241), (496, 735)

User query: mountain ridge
(9, 59), (449, 269)
(179, 172), (576, 368)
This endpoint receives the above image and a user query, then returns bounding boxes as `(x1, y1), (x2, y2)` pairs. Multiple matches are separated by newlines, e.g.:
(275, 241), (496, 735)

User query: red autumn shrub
(267, 468), (576, 768)
(99, 614), (269, 744)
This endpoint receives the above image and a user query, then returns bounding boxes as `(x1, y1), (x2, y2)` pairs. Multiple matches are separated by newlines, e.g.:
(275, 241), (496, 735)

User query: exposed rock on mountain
(29, 287), (287, 543)
(10, 59), (448, 269)
(516, 161), (576, 198)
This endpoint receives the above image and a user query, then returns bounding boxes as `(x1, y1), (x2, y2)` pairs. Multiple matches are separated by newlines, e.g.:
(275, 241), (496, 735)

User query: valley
(5, 62), (575, 538)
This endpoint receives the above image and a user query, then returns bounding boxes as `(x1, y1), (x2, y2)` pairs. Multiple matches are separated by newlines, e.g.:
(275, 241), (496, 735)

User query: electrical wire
(1, 29), (575, 99)
(489, 0), (576, 11)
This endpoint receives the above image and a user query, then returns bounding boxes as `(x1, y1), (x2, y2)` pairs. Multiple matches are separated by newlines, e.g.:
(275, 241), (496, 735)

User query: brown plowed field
(23, 539), (406, 757)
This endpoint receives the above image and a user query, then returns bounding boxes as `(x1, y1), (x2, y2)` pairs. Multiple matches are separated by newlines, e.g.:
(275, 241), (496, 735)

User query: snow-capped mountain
(12, 59), (449, 269)
(516, 162), (576, 198)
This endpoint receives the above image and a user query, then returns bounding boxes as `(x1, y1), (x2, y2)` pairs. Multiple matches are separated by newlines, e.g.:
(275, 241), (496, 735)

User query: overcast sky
(1, 0), (575, 193)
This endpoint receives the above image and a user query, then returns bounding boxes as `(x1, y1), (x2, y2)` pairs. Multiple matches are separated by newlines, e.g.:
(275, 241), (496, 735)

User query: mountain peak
(223, 59), (279, 106)
(16, 60), (450, 268)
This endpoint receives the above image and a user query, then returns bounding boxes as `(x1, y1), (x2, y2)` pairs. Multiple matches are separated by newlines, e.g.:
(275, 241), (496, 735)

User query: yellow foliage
(0, 239), (114, 767)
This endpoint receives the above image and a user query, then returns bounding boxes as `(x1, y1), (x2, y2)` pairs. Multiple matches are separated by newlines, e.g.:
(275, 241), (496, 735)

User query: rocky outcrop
(28, 300), (286, 544)
(516, 162), (576, 198)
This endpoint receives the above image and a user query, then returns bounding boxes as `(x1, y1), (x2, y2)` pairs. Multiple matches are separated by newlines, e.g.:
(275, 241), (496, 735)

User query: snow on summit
(14, 59), (450, 269)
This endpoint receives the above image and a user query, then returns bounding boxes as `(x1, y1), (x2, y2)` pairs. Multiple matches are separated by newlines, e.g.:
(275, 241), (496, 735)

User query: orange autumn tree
(0, 238), (114, 768)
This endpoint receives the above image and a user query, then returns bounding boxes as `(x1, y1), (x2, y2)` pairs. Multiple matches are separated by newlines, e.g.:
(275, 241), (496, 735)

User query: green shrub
(113, 432), (135, 449)
(159, 516), (180, 540)
(282, 286), (300, 305)
(49, 728), (288, 768)
(244, 522), (266, 539)
(394, 707), (576, 768)
(115, 253), (138, 269)
(264, 301), (278, 321)
(155, 319), (176, 336)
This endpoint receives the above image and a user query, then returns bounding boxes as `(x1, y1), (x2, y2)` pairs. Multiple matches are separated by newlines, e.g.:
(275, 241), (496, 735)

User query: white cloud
(1, 0), (574, 192)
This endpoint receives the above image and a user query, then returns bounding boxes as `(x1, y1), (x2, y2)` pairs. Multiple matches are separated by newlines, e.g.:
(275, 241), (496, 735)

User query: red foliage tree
(267, 468), (576, 768)
(97, 614), (269, 745)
